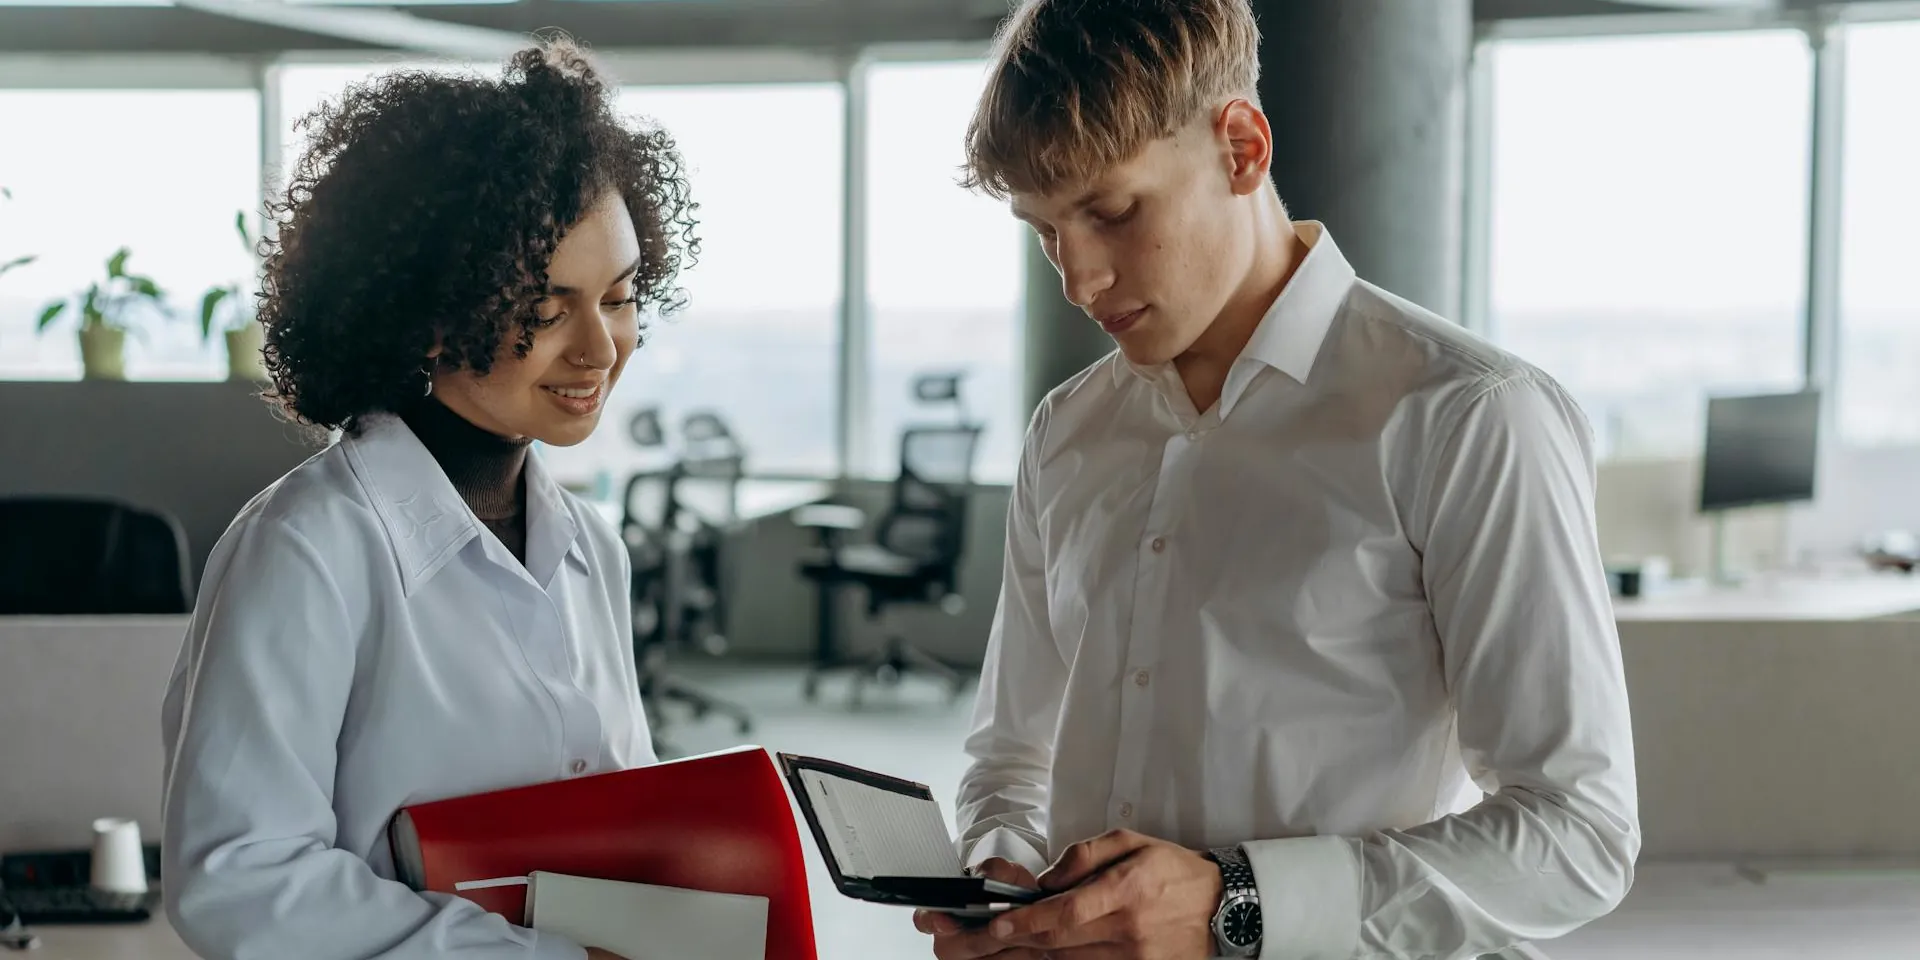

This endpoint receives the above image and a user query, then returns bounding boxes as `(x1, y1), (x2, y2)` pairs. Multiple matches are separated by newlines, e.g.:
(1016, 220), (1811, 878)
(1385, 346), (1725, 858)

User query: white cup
(89, 818), (148, 895)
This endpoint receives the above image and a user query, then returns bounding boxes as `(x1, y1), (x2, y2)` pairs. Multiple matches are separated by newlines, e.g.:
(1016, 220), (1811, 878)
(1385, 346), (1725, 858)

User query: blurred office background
(4, 1), (1920, 958)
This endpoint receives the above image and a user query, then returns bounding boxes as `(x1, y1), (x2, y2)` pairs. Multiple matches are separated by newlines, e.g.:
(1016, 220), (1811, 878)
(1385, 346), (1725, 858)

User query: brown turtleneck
(400, 397), (533, 563)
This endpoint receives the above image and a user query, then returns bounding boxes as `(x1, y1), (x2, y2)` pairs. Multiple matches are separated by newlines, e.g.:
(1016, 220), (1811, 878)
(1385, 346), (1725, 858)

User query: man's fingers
(929, 926), (1025, 960)
(915, 909), (963, 935)
(989, 873), (1127, 947)
(971, 856), (1041, 888)
(1004, 907), (1144, 952)
(1038, 830), (1152, 891)
(1041, 946), (1132, 960)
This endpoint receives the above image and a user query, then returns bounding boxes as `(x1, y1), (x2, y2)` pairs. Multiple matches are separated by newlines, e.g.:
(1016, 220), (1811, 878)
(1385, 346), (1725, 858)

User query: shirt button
(1186, 430), (1201, 441)
(1119, 802), (1134, 819)
(1149, 537), (1166, 553)
(569, 759), (589, 775)
(1134, 669), (1151, 687)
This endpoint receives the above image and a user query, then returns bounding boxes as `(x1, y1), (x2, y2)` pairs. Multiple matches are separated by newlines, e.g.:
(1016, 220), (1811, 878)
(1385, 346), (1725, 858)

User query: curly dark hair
(259, 39), (698, 434)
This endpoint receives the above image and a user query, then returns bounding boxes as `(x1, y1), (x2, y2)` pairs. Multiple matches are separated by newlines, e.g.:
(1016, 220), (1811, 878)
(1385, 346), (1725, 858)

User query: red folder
(388, 746), (817, 960)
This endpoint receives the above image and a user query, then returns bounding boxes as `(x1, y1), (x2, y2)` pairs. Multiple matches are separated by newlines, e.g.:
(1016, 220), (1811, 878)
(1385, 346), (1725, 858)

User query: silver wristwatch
(1207, 845), (1262, 957)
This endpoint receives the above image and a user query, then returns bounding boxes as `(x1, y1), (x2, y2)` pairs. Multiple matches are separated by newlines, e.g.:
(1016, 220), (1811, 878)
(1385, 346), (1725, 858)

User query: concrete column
(1251, 0), (1472, 318)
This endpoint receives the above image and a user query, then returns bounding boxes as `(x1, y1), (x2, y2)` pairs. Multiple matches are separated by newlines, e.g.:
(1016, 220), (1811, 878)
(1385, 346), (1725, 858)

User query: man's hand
(914, 858), (1046, 960)
(584, 949), (630, 960)
(988, 830), (1223, 960)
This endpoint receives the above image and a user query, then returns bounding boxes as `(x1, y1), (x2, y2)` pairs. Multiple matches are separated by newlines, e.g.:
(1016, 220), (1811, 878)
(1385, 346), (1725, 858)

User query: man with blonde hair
(913, 2), (1638, 959)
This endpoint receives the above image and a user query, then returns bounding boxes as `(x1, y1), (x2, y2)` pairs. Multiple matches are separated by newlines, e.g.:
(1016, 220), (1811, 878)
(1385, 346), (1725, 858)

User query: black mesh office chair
(797, 424), (983, 706)
(0, 496), (193, 615)
(621, 467), (751, 757)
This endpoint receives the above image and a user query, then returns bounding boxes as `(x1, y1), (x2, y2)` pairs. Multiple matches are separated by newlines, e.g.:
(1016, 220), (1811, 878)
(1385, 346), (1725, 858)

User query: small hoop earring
(420, 361), (435, 397)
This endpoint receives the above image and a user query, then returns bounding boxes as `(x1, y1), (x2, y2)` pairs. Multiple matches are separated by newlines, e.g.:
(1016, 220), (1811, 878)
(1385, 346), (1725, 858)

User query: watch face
(1222, 900), (1262, 947)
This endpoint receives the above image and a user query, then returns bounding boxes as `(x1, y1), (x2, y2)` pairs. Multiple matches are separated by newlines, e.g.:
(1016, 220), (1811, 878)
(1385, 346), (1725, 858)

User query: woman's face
(430, 192), (644, 447)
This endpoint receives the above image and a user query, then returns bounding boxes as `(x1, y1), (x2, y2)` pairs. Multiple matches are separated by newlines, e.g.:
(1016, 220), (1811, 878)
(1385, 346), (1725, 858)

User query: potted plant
(36, 247), (170, 381)
(200, 211), (266, 381)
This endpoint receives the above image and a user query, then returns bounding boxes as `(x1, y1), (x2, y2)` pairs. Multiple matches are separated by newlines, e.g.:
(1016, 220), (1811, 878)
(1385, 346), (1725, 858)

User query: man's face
(1010, 110), (1264, 367)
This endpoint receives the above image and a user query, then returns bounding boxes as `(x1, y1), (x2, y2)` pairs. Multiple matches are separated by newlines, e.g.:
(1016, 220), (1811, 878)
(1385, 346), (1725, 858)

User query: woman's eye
(602, 293), (640, 310)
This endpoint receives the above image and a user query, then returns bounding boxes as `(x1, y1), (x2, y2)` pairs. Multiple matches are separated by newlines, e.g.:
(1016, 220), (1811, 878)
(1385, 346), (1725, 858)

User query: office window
(275, 60), (496, 186)
(276, 70), (846, 479)
(1486, 32), (1813, 458)
(0, 90), (259, 380)
(864, 61), (1024, 483)
(1838, 20), (1920, 447)
(539, 84), (844, 483)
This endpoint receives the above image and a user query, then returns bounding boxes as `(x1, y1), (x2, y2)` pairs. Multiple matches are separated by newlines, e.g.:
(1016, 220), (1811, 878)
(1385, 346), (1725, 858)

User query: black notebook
(777, 753), (1045, 916)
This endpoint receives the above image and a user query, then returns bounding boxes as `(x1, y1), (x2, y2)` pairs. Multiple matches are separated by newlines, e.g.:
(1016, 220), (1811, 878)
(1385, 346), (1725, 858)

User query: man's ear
(1216, 99), (1274, 196)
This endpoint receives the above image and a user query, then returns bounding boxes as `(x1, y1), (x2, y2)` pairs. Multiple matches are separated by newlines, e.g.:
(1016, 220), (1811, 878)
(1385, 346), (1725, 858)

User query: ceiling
(0, 0), (1901, 56)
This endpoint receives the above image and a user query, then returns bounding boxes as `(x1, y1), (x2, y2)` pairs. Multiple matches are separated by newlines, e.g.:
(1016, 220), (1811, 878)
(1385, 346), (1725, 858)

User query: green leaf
(36, 301), (66, 332)
(130, 276), (163, 300)
(234, 210), (253, 250)
(81, 285), (100, 329)
(200, 287), (231, 340)
(0, 254), (33, 278)
(106, 247), (130, 279)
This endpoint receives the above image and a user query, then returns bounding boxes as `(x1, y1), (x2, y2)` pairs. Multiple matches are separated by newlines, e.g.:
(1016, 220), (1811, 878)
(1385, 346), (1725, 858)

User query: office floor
(660, 661), (1920, 960)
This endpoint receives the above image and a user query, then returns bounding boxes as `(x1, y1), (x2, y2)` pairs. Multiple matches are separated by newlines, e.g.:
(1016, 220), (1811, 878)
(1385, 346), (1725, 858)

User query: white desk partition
(1621, 618), (1920, 861)
(0, 617), (187, 853)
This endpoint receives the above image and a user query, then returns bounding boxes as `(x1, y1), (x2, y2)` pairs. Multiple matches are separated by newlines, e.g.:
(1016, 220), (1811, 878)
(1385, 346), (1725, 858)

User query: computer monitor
(1698, 389), (1821, 513)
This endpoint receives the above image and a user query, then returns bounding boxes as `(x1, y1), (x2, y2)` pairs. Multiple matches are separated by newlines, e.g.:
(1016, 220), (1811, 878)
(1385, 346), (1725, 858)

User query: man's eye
(1095, 204), (1136, 224)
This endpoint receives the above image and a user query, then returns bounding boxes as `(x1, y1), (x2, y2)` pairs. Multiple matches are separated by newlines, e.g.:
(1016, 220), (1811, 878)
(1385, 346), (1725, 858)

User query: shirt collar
(1237, 221), (1355, 386)
(345, 414), (585, 596)
(1111, 221), (1358, 417)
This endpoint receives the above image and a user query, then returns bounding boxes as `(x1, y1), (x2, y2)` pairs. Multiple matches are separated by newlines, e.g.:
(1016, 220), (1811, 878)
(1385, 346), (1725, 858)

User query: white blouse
(161, 414), (654, 960)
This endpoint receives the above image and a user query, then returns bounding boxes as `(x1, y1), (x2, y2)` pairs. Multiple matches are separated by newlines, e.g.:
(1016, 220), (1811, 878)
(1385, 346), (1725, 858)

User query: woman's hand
(585, 948), (631, 960)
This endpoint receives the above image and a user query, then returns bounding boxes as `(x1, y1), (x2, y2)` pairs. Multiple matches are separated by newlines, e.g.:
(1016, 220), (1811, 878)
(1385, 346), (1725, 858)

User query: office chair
(797, 423), (984, 707)
(674, 411), (746, 656)
(0, 496), (193, 615)
(621, 469), (752, 757)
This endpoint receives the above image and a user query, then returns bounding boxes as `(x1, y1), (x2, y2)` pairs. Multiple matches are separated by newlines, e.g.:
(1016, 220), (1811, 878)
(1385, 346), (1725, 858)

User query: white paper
(526, 872), (767, 960)
(796, 769), (965, 880)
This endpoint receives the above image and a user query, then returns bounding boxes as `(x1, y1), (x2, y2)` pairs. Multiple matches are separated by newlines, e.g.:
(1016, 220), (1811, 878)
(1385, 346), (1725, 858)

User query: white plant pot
(225, 321), (267, 382)
(78, 326), (127, 381)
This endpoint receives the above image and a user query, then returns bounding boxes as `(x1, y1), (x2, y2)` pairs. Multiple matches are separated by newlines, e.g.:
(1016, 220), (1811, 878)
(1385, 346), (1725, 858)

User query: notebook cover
(388, 746), (815, 960)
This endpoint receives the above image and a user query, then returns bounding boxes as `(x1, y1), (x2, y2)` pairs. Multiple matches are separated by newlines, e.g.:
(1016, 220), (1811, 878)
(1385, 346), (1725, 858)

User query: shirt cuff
(1241, 835), (1363, 960)
(964, 826), (1051, 877)
(529, 929), (590, 960)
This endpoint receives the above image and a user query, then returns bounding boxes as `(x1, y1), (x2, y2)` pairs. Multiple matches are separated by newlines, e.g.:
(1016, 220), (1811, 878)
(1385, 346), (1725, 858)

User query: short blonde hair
(963, 0), (1262, 199)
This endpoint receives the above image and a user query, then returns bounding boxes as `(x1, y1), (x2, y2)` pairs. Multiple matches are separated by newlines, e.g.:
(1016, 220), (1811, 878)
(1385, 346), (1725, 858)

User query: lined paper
(798, 769), (965, 880)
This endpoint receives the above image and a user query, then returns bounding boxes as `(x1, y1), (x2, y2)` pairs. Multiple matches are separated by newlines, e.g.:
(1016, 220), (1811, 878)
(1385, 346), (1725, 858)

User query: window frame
(1465, 4), (1920, 456)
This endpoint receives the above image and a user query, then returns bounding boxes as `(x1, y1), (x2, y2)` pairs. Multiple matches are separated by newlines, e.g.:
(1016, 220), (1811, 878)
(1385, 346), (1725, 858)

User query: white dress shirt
(161, 414), (654, 960)
(957, 223), (1639, 960)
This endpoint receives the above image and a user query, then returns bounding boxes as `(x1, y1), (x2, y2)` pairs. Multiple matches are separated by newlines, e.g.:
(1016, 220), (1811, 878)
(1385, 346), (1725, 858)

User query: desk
(1612, 572), (1920, 621)
(24, 918), (194, 960)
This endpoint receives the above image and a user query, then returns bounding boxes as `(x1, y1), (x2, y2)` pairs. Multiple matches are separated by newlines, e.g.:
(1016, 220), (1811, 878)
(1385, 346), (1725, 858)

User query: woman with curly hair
(159, 40), (694, 960)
